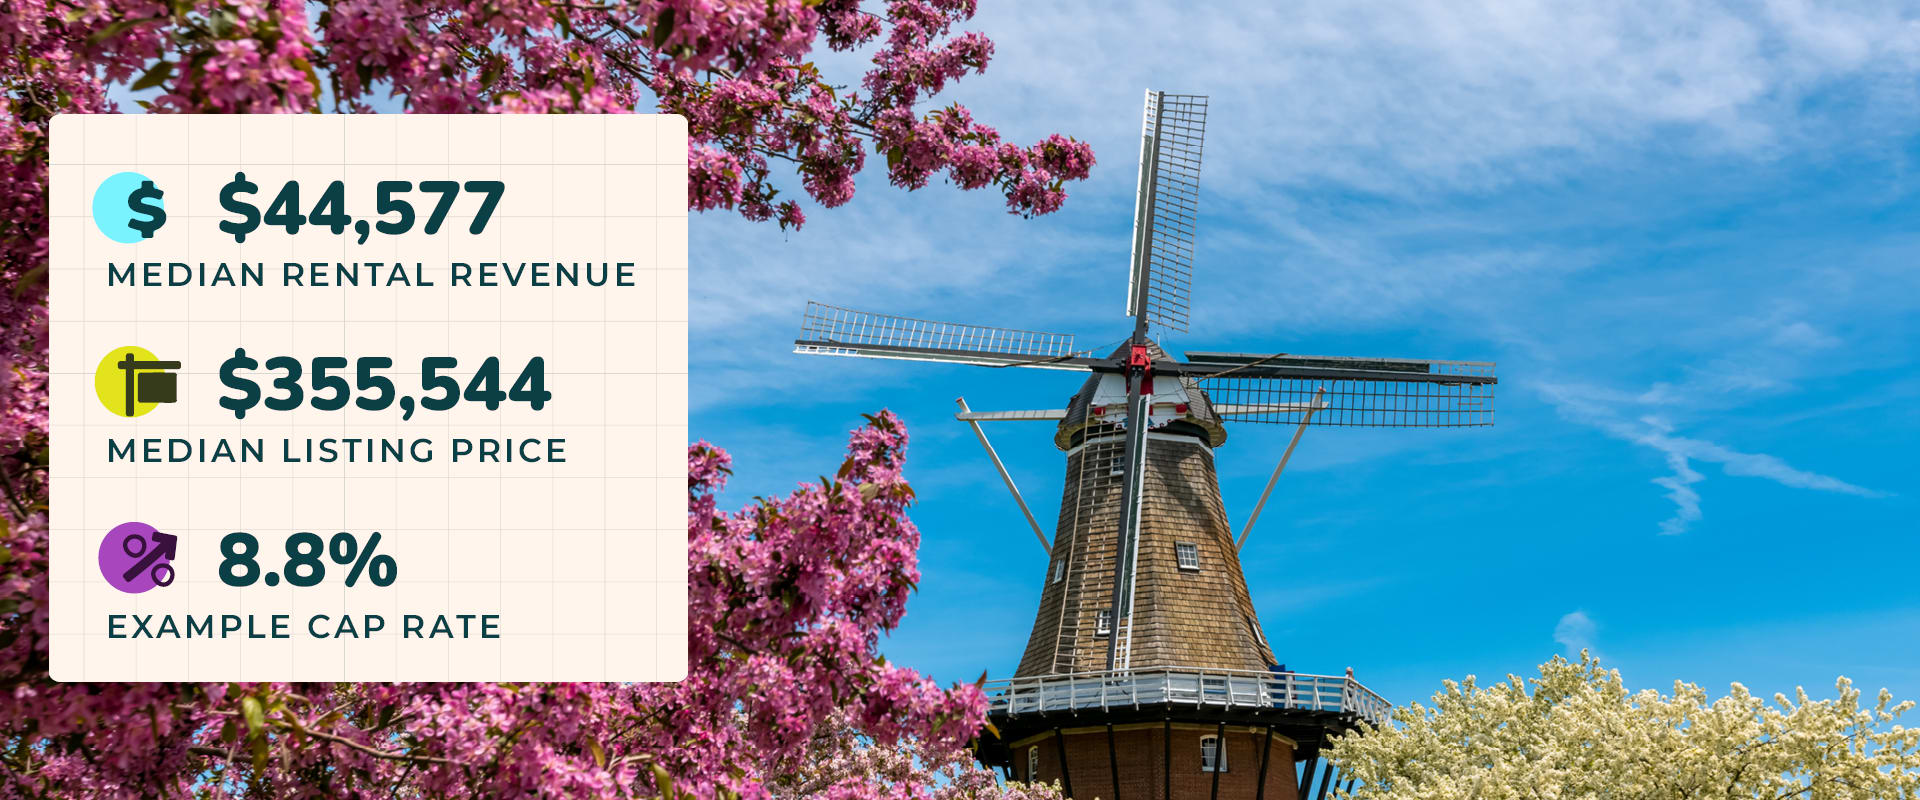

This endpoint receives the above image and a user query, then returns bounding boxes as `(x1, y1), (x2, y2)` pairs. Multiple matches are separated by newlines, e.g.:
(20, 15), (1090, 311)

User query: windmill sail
(1182, 352), (1497, 427)
(1110, 91), (1208, 671)
(1126, 91), (1207, 334)
(794, 301), (1091, 370)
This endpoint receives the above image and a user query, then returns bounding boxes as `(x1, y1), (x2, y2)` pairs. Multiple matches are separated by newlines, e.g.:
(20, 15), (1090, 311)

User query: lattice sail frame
(1188, 355), (1496, 428)
(795, 301), (1081, 363)
(1126, 91), (1207, 334)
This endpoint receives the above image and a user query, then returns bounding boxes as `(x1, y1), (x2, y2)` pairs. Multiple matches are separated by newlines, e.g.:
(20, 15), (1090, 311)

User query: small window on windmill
(1051, 558), (1066, 584)
(1028, 746), (1040, 780)
(1096, 609), (1113, 636)
(1200, 735), (1226, 772)
(1175, 542), (1201, 571)
(1107, 454), (1125, 476)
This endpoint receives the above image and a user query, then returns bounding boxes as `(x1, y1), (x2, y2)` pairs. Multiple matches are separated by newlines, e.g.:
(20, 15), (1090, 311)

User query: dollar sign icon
(218, 172), (261, 243)
(125, 181), (166, 239)
(93, 172), (163, 244)
(218, 347), (261, 420)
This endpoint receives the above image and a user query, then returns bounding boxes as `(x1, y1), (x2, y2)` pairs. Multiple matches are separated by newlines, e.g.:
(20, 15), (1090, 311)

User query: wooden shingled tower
(792, 91), (1499, 800)
(1020, 340), (1276, 677)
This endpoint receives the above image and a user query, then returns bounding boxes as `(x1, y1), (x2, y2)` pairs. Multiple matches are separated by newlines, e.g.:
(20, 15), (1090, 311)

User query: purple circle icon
(99, 521), (178, 594)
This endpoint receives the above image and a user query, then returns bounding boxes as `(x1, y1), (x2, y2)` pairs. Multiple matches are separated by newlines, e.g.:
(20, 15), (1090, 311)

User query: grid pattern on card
(46, 114), (689, 682)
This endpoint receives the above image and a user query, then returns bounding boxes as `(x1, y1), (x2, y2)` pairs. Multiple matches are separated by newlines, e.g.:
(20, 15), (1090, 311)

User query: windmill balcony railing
(983, 668), (1391, 727)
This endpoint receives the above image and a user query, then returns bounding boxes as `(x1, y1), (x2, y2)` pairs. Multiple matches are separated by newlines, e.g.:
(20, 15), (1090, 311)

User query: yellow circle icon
(95, 346), (180, 418)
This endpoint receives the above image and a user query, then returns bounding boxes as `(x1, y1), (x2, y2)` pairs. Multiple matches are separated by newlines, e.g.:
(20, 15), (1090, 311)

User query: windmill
(793, 91), (1495, 800)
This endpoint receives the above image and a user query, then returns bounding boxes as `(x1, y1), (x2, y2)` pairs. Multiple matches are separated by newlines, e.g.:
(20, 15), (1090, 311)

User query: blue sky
(688, 0), (1920, 709)
(100, 0), (1918, 708)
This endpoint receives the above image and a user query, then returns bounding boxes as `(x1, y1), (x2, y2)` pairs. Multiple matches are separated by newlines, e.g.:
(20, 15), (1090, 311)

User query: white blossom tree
(1330, 653), (1920, 800)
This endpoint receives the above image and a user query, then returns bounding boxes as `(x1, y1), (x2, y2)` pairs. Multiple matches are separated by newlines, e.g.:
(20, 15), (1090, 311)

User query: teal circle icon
(93, 171), (167, 243)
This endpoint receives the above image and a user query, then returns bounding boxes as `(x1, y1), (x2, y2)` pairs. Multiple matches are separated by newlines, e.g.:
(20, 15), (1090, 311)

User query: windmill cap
(1055, 339), (1229, 450)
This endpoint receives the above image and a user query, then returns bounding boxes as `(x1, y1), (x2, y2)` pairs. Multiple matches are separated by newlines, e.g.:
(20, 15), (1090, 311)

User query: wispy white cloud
(1554, 610), (1599, 658)
(1651, 450), (1706, 536)
(701, 2), (1920, 688)
(1769, 320), (1843, 350)
(962, 0), (1920, 198)
(693, 0), (1920, 404)
(694, 0), (1920, 543)
(1536, 382), (1884, 534)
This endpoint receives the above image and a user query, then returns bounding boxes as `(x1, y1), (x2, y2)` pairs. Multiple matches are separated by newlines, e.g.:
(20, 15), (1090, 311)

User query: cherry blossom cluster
(3, 0), (1092, 228)
(0, 3), (1091, 795)
(0, 0), (1094, 517)
(775, 709), (1064, 800)
(1, 414), (1019, 798)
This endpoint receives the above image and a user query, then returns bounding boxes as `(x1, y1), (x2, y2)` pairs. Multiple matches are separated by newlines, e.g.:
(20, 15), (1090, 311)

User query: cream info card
(47, 114), (688, 682)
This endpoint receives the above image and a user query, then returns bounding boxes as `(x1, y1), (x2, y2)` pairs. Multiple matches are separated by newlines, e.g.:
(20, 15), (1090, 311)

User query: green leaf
(130, 61), (174, 92)
(11, 266), (45, 300)
(208, 8), (238, 38)
(589, 737), (606, 768)
(294, 57), (322, 112)
(87, 18), (144, 46)
(652, 764), (676, 800)
(241, 696), (265, 733)
(651, 9), (676, 48)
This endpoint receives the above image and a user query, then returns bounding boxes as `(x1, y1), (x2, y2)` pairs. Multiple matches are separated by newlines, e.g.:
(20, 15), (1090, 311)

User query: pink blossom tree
(0, 2), (1091, 795)
(2, 412), (1016, 798)
(0, 0), (1095, 507)
(774, 709), (1063, 800)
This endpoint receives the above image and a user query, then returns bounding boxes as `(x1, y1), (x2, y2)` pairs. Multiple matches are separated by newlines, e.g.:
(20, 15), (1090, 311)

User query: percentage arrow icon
(121, 530), (178, 583)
